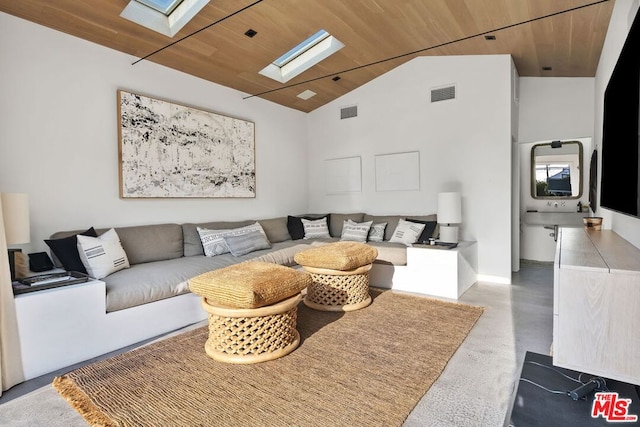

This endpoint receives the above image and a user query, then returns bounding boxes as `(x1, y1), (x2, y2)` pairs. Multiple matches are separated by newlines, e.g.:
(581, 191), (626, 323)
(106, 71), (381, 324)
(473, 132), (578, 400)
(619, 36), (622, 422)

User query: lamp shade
(1, 193), (30, 245)
(437, 192), (462, 224)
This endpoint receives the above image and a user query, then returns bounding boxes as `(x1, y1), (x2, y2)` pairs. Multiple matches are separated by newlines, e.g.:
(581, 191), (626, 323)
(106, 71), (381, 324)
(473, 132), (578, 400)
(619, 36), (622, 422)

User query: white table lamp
(1, 193), (30, 281)
(437, 192), (461, 243)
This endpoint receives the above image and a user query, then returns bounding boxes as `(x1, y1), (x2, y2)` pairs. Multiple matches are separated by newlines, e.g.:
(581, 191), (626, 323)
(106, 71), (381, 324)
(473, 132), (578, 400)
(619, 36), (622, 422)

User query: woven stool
(189, 262), (311, 364)
(294, 242), (378, 312)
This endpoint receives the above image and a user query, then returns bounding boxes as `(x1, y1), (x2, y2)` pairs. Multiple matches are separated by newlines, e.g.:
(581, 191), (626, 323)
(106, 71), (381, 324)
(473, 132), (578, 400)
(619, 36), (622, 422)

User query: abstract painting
(118, 90), (255, 198)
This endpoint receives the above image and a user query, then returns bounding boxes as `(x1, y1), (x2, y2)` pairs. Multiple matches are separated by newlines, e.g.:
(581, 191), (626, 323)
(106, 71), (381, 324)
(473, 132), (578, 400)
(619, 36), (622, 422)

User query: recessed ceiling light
(297, 89), (316, 100)
(244, 29), (257, 38)
(485, 35), (496, 40)
(542, 66), (553, 71)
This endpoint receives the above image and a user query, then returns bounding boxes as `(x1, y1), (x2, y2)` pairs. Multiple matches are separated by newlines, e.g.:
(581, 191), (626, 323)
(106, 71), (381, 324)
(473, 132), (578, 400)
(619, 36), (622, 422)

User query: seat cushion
(294, 241), (378, 271)
(188, 261), (311, 309)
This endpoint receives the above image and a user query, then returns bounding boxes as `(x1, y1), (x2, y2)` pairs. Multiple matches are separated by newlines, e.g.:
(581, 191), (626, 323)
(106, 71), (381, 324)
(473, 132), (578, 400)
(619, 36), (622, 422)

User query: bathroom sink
(523, 211), (585, 227)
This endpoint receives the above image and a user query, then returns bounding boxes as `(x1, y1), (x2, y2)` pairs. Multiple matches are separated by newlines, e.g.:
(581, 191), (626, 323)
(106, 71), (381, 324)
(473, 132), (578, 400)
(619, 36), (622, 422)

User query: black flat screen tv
(600, 9), (640, 216)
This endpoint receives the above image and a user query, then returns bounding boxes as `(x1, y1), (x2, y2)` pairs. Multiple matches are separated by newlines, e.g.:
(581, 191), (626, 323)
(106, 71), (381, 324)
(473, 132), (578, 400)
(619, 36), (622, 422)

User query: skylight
(121, 0), (209, 37)
(260, 30), (344, 84)
(136, 0), (184, 15)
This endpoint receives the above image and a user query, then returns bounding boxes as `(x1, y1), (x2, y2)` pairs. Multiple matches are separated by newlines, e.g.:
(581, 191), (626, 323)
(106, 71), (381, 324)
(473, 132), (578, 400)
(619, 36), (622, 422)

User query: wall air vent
(340, 105), (358, 119)
(430, 85), (456, 103)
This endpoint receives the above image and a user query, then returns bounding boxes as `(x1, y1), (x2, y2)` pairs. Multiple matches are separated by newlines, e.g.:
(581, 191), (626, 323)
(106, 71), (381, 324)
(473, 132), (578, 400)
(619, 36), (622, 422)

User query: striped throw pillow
(340, 219), (373, 242)
(197, 222), (268, 257)
(301, 217), (331, 239)
(368, 222), (387, 242)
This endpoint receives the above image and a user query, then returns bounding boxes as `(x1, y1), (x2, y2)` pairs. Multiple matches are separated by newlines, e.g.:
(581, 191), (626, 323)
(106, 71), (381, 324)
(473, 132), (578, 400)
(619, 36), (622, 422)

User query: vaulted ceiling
(0, 0), (614, 112)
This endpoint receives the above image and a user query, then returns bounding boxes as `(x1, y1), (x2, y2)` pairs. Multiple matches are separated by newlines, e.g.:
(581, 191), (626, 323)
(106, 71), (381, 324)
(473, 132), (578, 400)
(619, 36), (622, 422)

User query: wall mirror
(531, 140), (583, 199)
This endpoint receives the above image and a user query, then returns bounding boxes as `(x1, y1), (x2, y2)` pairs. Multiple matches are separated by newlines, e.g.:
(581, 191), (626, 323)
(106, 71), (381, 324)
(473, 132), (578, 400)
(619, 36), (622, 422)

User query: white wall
(0, 13), (309, 255)
(307, 55), (514, 283)
(595, 0), (640, 247)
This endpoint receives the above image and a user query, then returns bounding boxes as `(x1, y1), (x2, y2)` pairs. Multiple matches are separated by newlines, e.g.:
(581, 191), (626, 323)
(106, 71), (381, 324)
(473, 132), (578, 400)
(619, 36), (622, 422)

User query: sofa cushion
(368, 241), (408, 265)
(245, 243), (312, 266)
(182, 220), (255, 256)
(77, 228), (130, 279)
(45, 227), (98, 273)
(104, 241), (303, 312)
(258, 217), (291, 243)
(112, 223), (183, 265)
(329, 213), (365, 237)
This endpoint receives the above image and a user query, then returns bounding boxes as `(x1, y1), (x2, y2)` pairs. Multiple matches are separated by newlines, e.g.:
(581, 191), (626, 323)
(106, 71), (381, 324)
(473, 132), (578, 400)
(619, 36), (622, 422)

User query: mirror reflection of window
(531, 141), (583, 199)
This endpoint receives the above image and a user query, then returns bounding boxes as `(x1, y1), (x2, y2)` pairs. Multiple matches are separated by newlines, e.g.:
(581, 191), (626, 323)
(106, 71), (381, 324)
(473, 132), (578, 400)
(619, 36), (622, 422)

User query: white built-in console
(14, 280), (205, 380)
(554, 227), (640, 385)
(370, 241), (478, 299)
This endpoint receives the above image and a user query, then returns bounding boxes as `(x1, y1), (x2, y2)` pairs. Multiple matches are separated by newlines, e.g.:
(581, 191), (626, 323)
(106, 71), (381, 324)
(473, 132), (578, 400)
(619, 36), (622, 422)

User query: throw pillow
(76, 228), (130, 279)
(389, 218), (426, 246)
(301, 217), (331, 239)
(287, 214), (331, 240)
(286, 216), (306, 240)
(45, 227), (98, 273)
(197, 222), (269, 257)
(340, 219), (373, 242)
(368, 222), (387, 242)
(223, 230), (272, 257)
(405, 218), (438, 243)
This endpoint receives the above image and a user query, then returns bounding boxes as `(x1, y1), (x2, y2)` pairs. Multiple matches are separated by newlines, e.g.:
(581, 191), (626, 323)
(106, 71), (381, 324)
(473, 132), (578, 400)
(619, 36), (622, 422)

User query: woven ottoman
(294, 242), (378, 312)
(189, 261), (311, 364)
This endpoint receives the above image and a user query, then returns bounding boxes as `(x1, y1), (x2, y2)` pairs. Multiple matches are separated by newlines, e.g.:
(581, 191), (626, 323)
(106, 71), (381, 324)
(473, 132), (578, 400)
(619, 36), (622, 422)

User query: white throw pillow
(76, 228), (130, 279)
(341, 219), (373, 242)
(197, 222), (268, 257)
(368, 222), (387, 242)
(301, 217), (331, 239)
(389, 218), (426, 246)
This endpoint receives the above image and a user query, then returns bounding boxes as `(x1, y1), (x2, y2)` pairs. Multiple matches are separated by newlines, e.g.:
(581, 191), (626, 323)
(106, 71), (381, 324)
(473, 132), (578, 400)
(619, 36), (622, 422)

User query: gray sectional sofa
(49, 212), (437, 313)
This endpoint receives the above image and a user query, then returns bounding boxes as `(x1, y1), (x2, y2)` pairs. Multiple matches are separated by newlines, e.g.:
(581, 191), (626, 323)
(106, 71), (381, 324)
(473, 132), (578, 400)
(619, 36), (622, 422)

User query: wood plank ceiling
(0, 0), (614, 112)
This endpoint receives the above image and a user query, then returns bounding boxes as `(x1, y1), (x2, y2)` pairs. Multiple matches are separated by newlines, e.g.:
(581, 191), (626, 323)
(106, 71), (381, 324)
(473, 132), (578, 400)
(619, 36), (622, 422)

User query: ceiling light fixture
(297, 89), (317, 100)
(332, 76), (341, 81)
(244, 29), (257, 38)
(259, 29), (345, 83)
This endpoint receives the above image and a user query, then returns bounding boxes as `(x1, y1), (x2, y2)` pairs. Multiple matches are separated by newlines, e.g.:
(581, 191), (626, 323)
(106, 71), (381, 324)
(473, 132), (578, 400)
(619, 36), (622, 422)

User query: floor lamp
(437, 192), (461, 243)
(1, 193), (30, 282)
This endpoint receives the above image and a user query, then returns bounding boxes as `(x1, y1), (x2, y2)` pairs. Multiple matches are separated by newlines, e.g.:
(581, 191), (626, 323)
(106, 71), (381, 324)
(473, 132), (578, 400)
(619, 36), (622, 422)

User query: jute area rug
(53, 289), (483, 427)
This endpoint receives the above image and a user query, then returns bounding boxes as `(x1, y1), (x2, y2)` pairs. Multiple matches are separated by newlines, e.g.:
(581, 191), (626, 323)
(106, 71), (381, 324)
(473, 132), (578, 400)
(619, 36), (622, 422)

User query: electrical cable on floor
(519, 361), (608, 400)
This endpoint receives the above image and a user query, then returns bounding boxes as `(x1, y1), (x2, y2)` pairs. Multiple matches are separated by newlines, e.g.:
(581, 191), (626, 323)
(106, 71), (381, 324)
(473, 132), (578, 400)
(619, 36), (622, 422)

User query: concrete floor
(0, 262), (554, 426)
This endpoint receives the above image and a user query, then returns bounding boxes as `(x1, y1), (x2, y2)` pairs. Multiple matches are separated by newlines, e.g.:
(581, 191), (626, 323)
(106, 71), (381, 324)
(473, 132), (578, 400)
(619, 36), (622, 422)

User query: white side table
(13, 279), (107, 380)
(392, 241), (478, 299)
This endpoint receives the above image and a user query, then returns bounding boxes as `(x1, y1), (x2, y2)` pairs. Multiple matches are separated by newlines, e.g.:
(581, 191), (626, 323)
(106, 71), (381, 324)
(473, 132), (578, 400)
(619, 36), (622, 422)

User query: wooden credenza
(554, 227), (640, 385)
